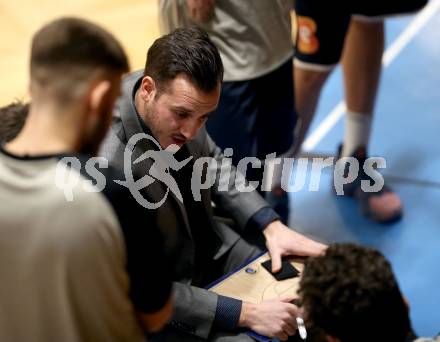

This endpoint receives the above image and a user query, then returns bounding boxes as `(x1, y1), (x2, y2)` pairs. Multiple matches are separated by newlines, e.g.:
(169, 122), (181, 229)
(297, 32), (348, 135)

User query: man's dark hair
(144, 27), (223, 93)
(0, 101), (29, 142)
(300, 243), (411, 342)
(30, 17), (129, 103)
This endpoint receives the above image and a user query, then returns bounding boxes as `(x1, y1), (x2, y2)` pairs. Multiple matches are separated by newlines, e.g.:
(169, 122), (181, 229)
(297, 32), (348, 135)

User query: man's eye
(176, 112), (188, 118)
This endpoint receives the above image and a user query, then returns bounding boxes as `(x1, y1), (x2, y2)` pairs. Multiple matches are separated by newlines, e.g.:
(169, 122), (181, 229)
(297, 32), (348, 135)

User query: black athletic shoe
(333, 144), (403, 223)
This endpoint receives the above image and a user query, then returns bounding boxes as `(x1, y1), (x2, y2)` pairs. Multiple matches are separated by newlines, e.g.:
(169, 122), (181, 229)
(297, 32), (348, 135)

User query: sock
(341, 110), (372, 157)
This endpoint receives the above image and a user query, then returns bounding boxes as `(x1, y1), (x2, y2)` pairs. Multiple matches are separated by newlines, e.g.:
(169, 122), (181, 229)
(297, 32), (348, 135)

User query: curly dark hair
(0, 101), (29, 142)
(299, 243), (410, 342)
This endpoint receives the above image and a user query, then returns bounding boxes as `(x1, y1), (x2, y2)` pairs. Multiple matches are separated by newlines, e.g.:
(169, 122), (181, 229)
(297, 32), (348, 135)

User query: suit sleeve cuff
(246, 207), (280, 231)
(214, 295), (242, 330)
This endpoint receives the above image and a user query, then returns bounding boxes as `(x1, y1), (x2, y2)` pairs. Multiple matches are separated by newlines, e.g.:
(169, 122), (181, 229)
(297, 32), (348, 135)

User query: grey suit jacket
(100, 70), (268, 339)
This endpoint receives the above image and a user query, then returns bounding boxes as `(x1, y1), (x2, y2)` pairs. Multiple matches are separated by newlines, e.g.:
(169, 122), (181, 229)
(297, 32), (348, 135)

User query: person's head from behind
(299, 243), (411, 342)
(136, 27), (223, 149)
(30, 17), (129, 155)
(0, 101), (29, 143)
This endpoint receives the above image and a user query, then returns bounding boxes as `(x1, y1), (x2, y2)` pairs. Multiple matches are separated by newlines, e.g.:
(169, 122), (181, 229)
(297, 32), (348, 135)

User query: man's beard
(78, 105), (113, 156)
(143, 102), (164, 145)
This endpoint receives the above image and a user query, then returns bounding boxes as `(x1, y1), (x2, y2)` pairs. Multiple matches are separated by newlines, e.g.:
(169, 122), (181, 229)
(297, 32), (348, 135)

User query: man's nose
(181, 119), (201, 140)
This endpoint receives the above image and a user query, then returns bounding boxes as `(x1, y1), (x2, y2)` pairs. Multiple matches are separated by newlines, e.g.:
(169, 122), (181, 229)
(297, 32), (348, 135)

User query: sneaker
(334, 144), (403, 223)
(265, 186), (290, 225)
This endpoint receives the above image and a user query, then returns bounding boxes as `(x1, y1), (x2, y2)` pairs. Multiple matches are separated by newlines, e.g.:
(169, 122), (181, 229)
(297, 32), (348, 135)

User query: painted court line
(302, 0), (440, 152)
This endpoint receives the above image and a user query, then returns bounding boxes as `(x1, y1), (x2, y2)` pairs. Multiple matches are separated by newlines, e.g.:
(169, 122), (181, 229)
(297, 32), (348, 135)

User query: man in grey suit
(100, 27), (326, 341)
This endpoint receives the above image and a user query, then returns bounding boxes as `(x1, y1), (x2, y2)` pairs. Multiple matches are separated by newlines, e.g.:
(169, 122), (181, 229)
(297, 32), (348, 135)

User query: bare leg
(340, 18), (384, 156)
(292, 66), (331, 156)
(341, 19), (402, 222)
(267, 66), (331, 224)
(342, 18), (384, 114)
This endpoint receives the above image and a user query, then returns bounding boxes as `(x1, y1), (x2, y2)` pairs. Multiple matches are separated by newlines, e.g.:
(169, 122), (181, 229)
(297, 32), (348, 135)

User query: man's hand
(263, 220), (327, 273)
(186, 0), (215, 23)
(238, 296), (299, 341)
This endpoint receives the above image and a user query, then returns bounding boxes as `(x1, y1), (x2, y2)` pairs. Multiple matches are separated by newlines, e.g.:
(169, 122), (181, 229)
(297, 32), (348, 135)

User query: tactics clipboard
(207, 252), (305, 341)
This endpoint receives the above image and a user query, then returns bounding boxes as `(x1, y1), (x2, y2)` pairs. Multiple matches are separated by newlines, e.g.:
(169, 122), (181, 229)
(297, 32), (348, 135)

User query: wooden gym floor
(0, 0), (160, 105)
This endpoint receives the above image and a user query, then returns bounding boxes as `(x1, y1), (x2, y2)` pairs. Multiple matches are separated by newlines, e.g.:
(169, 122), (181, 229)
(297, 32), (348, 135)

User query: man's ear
(139, 76), (156, 102)
(89, 80), (111, 117)
(402, 295), (410, 312)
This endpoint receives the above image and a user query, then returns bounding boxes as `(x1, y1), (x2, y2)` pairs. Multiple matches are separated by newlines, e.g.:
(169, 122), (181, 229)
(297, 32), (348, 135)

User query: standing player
(293, 0), (427, 222)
